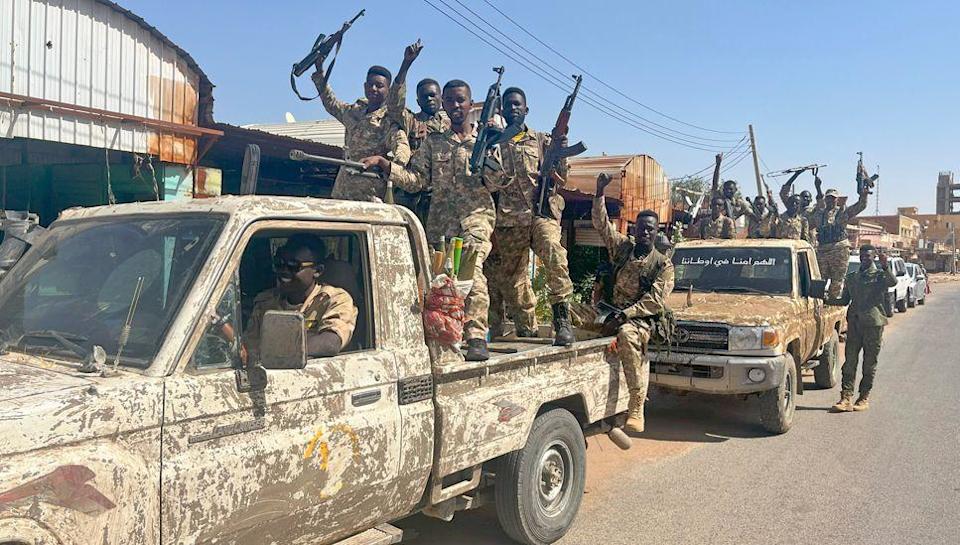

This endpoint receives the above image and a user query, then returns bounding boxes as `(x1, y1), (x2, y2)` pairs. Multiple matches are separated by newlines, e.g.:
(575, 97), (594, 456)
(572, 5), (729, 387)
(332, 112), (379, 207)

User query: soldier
(312, 62), (410, 202)
(360, 80), (505, 361)
(244, 234), (358, 361)
(710, 154), (750, 220)
(386, 40), (450, 218)
(811, 174), (869, 298)
(744, 190), (778, 239)
(779, 167), (818, 243)
(694, 197), (736, 239)
(486, 238), (537, 338)
(827, 245), (897, 412)
(490, 87), (575, 346)
(776, 194), (811, 241)
(593, 173), (675, 435)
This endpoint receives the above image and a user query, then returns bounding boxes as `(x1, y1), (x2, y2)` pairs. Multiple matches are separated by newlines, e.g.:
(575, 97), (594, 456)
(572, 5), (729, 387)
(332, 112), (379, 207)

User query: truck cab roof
(676, 238), (817, 252)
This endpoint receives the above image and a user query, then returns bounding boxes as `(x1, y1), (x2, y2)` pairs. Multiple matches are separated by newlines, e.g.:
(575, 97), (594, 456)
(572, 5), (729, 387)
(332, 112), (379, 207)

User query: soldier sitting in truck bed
(243, 234), (358, 361)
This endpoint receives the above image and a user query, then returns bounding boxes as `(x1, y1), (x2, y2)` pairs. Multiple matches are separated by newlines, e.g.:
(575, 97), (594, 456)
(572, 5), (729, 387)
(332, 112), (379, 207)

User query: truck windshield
(0, 215), (224, 368)
(672, 247), (793, 295)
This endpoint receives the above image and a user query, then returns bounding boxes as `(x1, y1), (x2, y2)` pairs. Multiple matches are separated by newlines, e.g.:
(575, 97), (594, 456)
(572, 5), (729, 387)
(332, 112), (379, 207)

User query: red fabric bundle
(424, 276), (465, 345)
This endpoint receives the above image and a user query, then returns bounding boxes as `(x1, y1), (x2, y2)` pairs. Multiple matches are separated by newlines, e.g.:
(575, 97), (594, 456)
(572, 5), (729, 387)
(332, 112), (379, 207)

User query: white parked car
(846, 255), (909, 317)
(904, 262), (927, 307)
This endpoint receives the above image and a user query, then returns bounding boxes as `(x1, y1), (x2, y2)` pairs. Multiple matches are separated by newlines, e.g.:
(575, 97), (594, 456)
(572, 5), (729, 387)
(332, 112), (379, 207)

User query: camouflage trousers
(616, 321), (651, 417)
(817, 240), (850, 299)
(486, 242), (537, 334)
(842, 318), (884, 396)
(491, 219), (574, 329)
(458, 217), (495, 342)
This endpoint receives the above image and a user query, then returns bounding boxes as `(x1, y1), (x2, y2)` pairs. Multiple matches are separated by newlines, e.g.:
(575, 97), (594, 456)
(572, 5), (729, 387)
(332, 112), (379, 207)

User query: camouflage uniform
(386, 81), (450, 217)
(315, 75), (411, 202)
(745, 205), (778, 239)
(776, 212), (810, 241)
(695, 216), (736, 239)
(244, 283), (358, 359)
(827, 262), (897, 398)
(593, 193), (675, 427)
(390, 128), (505, 341)
(485, 240), (537, 335)
(492, 128), (573, 328)
(811, 196), (868, 298)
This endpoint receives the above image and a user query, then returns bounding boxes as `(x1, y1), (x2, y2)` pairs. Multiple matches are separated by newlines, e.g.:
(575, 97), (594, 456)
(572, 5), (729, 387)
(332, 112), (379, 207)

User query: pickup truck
(0, 196), (631, 545)
(650, 239), (846, 434)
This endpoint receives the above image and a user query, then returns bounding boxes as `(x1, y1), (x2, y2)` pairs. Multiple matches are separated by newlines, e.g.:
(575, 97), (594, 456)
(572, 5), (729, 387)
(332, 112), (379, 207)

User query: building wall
(0, 0), (205, 164)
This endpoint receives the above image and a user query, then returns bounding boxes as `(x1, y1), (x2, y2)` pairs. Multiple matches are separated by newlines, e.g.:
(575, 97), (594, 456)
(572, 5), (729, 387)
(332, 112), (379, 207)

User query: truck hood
(667, 291), (799, 327)
(0, 356), (163, 457)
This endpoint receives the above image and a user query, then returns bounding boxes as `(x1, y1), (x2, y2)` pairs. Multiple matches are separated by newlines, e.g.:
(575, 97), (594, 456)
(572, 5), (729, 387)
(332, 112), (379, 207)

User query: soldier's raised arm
(387, 40), (422, 132)
(780, 169), (804, 208)
(592, 173), (629, 255)
(711, 153), (723, 198)
(844, 187), (870, 222)
(312, 64), (350, 122)
(622, 259), (675, 319)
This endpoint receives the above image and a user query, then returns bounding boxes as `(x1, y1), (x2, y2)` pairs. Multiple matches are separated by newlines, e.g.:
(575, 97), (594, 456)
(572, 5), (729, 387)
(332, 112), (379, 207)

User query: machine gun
(289, 149), (394, 203)
(290, 9), (365, 101)
(469, 66), (521, 176)
(532, 75), (587, 220)
(856, 152), (879, 195)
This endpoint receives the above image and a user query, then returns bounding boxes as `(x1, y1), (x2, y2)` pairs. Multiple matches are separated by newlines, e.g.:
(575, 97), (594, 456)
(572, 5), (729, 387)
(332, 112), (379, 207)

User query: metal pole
(748, 124), (763, 195)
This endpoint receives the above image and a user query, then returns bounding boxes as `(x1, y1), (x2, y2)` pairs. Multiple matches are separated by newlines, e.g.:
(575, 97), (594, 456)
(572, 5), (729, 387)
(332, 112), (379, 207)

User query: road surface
(397, 282), (960, 545)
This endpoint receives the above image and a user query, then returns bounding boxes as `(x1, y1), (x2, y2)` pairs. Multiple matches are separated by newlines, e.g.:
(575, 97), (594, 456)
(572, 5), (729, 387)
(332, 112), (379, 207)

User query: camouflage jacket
(745, 206), (778, 239)
(695, 216), (736, 239)
(389, 127), (505, 243)
(386, 81), (450, 151)
(316, 77), (411, 201)
(827, 262), (897, 326)
(592, 194), (675, 321)
(810, 196), (867, 245)
(777, 212), (810, 241)
(244, 283), (358, 357)
(497, 127), (568, 227)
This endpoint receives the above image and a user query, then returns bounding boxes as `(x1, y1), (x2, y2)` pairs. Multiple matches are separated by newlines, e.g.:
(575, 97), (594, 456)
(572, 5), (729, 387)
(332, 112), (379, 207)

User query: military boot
(464, 338), (490, 362)
(551, 302), (576, 347)
(853, 393), (870, 411)
(831, 391), (854, 412)
(623, 392), (645, 435)
(516, 326), (537, 338)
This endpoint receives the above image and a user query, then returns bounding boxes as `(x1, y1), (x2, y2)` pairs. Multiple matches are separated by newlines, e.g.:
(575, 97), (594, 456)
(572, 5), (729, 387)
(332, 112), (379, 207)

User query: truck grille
(652, 363), (724, 379)
(672, 323), (729, 351)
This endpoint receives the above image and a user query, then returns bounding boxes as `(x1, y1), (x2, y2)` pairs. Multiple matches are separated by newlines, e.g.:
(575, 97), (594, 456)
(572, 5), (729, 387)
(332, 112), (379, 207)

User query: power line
(481, 0), (743, 135)
(420, 0), (735, 152)
(453, 0), (742, 145)
(670, 136), (750, 181)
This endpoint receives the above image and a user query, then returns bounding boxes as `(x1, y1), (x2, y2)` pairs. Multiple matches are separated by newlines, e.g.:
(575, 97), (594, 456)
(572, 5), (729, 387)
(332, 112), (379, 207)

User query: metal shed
(0, 0), (221, 165)
(565, 154), (670, 232)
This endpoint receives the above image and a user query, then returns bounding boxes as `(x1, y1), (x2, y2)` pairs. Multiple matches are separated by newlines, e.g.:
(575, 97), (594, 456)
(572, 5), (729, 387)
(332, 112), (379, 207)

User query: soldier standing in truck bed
(694, 197), (737, 239)
(312, 62), (410, 202)
(593, 173), (675, 435)
(827, 245), (897, 412)
(360, 80), (506, 362)
(810, 174), (869, 298)
(386, 41), (449, 219)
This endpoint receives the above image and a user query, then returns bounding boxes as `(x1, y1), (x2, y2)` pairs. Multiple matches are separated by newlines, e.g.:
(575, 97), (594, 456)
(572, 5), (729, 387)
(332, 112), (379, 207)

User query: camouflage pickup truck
(650, 239), (845, 434)
(0, 196), (630, 545)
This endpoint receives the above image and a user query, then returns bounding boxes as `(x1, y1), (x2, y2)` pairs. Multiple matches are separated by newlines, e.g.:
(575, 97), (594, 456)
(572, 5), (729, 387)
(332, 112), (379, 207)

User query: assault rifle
(532, 75), (587, 220)
(290, 9), (365, 101)
(469, 66), (521, 176)
(856, 152), (879, 195)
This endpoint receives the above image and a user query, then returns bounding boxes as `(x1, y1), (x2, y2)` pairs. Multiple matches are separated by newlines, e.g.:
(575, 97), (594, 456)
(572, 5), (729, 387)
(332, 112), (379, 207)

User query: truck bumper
(648, 350), (790, 395)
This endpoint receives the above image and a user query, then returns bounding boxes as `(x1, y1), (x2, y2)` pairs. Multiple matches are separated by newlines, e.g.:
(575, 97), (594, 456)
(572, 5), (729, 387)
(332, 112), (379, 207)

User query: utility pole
(748, 124), (763, 195)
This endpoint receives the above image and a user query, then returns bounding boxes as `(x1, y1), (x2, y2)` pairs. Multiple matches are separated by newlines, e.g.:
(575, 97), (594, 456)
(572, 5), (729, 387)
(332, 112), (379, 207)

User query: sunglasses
(273, 256), (316, 271)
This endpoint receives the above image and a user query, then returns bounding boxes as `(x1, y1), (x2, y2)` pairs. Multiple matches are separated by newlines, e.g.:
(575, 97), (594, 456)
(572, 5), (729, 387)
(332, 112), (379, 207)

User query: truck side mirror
(808, 279), (828, 299)
(260, 310), (307, 369)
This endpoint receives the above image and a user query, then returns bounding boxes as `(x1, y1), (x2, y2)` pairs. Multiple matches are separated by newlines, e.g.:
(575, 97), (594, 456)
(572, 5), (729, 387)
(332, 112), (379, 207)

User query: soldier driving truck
(0, 195), (647, 545)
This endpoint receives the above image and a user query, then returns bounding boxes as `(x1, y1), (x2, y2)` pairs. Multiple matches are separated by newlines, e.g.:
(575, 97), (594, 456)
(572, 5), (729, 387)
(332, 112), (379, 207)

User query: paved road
(397, 282), (960, 545)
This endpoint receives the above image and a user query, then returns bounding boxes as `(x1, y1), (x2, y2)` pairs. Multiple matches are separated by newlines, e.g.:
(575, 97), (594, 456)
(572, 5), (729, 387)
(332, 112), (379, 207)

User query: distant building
(936, 171), (959, 214)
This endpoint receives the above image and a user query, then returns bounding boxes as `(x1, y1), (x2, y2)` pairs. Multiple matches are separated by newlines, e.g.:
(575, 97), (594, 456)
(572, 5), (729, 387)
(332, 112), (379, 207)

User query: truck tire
(495, 408), (586, 545)
(896, 294), (908, 313)
(884, 292), (895, 318)
(814, 331), (840, 389)
(907, 289), (916, 308)
(759, 354), (798, 434)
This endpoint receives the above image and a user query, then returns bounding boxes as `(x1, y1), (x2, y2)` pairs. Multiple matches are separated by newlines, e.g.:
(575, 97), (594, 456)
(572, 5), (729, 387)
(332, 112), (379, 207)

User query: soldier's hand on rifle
(404, 39), (423, 63)
(596, 173), (613, 195)
(360, 156), (391, 177)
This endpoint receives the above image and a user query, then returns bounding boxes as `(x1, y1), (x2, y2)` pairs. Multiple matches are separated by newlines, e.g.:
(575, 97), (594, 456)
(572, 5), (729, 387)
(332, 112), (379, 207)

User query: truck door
(797, 250), (822, 359)
(160, 222), (402, 545)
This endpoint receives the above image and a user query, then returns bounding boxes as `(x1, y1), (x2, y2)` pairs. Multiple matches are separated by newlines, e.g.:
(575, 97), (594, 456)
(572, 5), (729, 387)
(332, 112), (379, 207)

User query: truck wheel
(884, 293), (895, 317)
(907, 289), (916, 308)
(896, 294), (908, 313)
(814, 331), (840, 389)
(495, 408), (586, 545)
(759, 354), (797, 434)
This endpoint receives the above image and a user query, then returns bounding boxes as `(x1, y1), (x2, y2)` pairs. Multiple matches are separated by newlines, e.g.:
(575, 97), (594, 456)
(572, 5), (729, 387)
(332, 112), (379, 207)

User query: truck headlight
(729, 327), (779, 350)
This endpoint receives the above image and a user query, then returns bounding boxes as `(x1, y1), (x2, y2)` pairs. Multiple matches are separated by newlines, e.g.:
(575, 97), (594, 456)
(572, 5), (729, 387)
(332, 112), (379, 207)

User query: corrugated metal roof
(243, 120), (346, 148)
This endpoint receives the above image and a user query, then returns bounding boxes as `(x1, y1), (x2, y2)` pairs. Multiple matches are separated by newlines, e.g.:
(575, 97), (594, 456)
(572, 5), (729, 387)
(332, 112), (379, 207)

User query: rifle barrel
(289, 149), (382, 179)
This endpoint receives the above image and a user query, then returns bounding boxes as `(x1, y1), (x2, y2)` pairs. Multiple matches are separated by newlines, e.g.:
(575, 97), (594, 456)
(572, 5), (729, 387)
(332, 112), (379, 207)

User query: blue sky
(126, 0), (959, 214)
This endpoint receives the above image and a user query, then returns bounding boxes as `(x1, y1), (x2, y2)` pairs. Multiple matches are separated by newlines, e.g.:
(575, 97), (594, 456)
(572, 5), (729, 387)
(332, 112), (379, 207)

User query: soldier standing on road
(776, 194), (811, 241)
(694, 197), (737, 239)
(827, 245), (897, 412)
(360, 80), (506, 361)
(386, 40), (450, 219)
(489, 87), (576, 346)
(811, 174), (869, 298)
(593, 173), (675, 435)
(312, 62), (410, 202)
